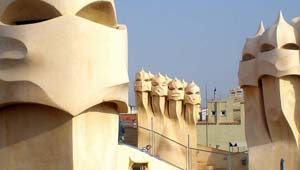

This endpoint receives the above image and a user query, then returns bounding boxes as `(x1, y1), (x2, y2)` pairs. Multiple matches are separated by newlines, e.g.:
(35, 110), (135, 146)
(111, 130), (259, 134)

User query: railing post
(187, 135), (190, 170)
(281, 158), (284, 170)
(151, 117), (154, 156)
(227, 153), (232, 170)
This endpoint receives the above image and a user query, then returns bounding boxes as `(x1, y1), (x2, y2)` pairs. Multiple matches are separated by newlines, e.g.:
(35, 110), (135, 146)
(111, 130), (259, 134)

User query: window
(242, 157), (248, 166)
(221, 110), (226, 116)
(211, 111), (216, 116)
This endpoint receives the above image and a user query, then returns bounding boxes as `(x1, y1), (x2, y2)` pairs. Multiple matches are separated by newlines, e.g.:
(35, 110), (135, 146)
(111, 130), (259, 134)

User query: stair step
(198, 168), (226, 170)
(198, 165), (215, 170)
(197, 160), (227, 170)
(198, 164), (227, 170)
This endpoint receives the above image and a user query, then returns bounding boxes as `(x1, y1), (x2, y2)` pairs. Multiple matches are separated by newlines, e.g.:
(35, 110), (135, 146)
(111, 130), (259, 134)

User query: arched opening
(76, 1), (117, 28)
(282, 43), (300, 50)
(260, 44), (275, 53)
(0, 0), (61, 25)
(131, 163), (148, 170)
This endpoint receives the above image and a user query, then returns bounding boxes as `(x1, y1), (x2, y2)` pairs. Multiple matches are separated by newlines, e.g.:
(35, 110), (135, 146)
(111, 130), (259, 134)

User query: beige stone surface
(0, 0), (117, 23)
(239, 11), (300, 170)
(0, 103), (120, 170)
(0, 0), (128, 116)
(0, 1), (185, 170)
(134, 69), (201, 169)
(72, 103), (120, 170)
(184, 81), (201, 125)
(134, 69), (153, 150)
(0, 102), (178, 170)
(195, 145), (248, 170)
(0, 104), (73, 170)
(116, 145), (182, 170)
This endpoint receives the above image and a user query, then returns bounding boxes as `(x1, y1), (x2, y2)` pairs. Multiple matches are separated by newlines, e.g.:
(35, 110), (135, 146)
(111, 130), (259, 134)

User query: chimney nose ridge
(0, 36), (27, 60)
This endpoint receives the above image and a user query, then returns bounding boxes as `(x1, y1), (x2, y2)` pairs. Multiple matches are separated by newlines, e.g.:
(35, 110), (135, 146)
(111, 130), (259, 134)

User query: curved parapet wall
(134, 69), (201, 169)
(239, 11), (300, 170)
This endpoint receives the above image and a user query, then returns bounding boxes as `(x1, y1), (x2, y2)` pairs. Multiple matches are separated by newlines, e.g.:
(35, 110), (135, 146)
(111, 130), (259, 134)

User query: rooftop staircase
(197, 160), (227, 170)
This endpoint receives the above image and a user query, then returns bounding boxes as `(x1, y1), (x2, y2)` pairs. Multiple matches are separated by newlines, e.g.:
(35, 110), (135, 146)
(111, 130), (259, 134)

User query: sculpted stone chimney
(0, 1), (128, 169)
(239, 11), (300, 170)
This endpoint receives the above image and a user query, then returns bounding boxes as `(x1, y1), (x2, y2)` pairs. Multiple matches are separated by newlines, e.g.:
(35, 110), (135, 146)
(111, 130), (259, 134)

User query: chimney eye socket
(169, 87), (175, 90)
(152, 82), (159, 86)
(186, 91), (193, 95)
(0, 0), (61, 25)
(260, 44), (275, 53)
(282, 43), (300, 50)
(76, 2), (117, 28)
(242, 53), (255, 61)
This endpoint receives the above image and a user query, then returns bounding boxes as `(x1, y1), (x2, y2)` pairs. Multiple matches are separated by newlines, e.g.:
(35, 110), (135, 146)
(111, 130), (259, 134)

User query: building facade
(197, 88), (247, 152)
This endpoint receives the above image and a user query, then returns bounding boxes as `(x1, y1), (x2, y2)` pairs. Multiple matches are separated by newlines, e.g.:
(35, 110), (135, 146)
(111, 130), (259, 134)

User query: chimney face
(0, 0), (128, 115)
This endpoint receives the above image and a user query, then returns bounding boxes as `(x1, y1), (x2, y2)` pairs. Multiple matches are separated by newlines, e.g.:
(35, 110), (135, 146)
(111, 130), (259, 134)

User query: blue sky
(114, 0), (300, 105)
